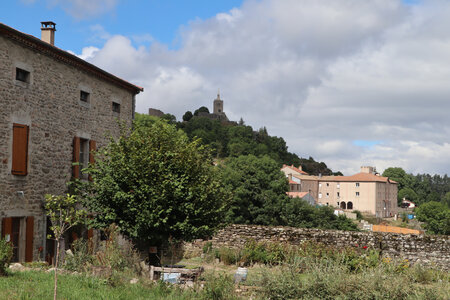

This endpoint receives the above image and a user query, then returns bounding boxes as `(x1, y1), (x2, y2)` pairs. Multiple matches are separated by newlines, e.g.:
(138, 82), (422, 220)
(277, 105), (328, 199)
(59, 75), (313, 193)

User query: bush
(216, 247), (240, 265)
(200, 273), (237, 300)
(64, 238), (93, 272)
(0, 238), (13, 276)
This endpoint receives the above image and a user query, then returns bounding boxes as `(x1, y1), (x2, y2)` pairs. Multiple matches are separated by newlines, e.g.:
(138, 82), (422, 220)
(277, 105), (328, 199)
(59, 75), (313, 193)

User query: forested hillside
(138, 110), (340, 175)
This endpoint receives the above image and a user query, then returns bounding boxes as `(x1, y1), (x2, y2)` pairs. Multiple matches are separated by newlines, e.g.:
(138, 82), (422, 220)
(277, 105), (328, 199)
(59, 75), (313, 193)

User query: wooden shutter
(25, 216), (34, 262)
(11, 124), (29, 176)
(73, 137), (80, 179)
(88, 140), (96, 181)
(1, 217), (12, 240)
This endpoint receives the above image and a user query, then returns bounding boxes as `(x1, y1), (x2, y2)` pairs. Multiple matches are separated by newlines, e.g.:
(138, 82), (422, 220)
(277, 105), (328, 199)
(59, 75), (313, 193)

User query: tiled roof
(287, 191), (309, 198)
(282, 164), (308, 175)
(319, 172), (397, 183)
(289, 180), (299, 184)
(0, 22), (143, 94)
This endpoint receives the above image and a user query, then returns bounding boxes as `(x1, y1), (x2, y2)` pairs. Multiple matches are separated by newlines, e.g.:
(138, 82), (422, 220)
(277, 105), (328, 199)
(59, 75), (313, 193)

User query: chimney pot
(41, 21), (56, 45)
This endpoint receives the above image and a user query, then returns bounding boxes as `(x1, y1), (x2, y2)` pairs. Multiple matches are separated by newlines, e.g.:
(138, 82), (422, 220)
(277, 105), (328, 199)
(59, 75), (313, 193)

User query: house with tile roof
(317, 166), (398, 217)
(0, 22), (142, 263)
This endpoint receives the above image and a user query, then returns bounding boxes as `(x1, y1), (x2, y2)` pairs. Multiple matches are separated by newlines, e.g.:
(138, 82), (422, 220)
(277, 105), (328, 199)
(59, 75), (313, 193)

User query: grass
(0, 270), (198, 300)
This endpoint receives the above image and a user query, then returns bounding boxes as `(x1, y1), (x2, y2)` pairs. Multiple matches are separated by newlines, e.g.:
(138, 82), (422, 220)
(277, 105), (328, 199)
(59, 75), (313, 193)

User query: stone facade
(185, 224), (450, 270)
(0, 23), (142, 262)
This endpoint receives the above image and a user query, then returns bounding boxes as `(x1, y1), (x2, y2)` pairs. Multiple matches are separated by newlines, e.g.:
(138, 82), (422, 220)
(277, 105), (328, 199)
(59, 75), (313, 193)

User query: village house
(282, 165), (398, 217)
(0, 22), (143, 263)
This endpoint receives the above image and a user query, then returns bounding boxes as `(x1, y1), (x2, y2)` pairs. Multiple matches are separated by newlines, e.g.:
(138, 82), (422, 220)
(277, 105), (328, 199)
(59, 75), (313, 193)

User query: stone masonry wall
(185, 224), (450, 270)
(0, 34), (135, 261)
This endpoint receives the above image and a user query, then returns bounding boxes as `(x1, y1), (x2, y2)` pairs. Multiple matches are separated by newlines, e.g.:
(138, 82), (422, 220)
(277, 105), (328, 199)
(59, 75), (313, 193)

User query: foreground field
(1, 239), (449, 300)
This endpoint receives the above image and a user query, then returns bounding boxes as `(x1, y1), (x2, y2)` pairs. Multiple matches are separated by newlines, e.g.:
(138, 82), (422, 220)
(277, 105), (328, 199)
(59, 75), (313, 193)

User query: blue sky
(2, 0), (449, 175)
(0, 0), (243, 52)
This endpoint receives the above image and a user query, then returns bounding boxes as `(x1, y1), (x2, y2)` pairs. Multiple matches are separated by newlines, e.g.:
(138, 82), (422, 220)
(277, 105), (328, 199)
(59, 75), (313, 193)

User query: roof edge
(0, 23), (143, 94)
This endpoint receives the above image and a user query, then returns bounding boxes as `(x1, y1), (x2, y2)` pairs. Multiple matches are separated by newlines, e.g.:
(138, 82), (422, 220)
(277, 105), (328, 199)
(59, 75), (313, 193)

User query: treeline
(382, 167), (450, 207)
(133, 113), (357, 231)
(137, 109), (340, 176)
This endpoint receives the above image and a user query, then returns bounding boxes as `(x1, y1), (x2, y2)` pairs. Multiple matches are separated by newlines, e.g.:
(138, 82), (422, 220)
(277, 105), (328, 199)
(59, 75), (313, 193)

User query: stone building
(198, 91), (229, 122)
(0, 22), (142, 263)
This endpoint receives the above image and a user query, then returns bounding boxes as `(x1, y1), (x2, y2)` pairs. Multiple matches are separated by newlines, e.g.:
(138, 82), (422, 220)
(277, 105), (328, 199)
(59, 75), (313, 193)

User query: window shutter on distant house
(73, 137), (80, 179)
(11, 124), (29, 176)
(25, 216), (34, 262)
(1, 217), (12, 241)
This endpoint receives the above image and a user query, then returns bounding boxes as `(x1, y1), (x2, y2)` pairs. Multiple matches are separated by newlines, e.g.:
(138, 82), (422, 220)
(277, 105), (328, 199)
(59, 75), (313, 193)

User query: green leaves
(78, 120), (230, 247)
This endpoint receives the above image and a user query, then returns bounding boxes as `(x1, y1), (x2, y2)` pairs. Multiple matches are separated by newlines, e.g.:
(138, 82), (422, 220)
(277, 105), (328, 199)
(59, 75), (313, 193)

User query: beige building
(317, 166), (398, 217)
(282, 165), (398, 217)
(0, 22), (142, 263)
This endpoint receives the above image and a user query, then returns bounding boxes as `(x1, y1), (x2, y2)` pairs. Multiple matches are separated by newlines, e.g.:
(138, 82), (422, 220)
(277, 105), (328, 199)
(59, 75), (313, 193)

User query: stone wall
(185, 224), (450, 270)
(0, 32), (136, 261)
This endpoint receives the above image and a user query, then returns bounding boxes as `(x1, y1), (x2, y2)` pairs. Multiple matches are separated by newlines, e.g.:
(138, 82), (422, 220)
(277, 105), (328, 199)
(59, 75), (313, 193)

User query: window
(11, 123), (29, 176)
(347, 202), (353, 210)
(337, 202), (339, 206)
(16, 68), (30, 83)
(319, 183), (322, 188)
(326, 193), (329, 198)
(356, 182), (360, 187)
(73, 137), (96, 180)
(326, 183), (329, 187)
(337, 183), (340, 188)
(80, 91), (90, 103)
(356, 192), (360, 197)
(318, 193), (322, 199)
(337, 192), (340, 197)
(112, 102), (121, 113)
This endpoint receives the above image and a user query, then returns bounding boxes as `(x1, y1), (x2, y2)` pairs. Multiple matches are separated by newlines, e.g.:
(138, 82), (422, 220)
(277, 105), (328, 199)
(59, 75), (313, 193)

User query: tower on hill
(213, 89), (224, 114)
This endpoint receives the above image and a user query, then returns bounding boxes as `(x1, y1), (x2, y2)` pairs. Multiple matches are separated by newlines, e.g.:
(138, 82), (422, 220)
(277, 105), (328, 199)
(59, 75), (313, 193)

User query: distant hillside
(135, 111), (341, 175)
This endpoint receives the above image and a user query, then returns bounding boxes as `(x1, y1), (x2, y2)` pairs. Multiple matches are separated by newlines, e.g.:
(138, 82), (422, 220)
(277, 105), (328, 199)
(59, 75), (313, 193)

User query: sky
(1, 0), (449, 176)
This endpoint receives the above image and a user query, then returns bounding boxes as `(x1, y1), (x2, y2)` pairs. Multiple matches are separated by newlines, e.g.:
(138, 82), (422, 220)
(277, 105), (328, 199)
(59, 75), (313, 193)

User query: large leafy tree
(415, 201), (450, 235)
(220, 154), (289, 225)
(81, 120), (230, 248)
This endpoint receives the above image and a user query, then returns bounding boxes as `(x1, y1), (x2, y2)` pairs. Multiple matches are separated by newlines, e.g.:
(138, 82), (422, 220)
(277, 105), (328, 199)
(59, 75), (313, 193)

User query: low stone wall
(185, 224), (450, 270)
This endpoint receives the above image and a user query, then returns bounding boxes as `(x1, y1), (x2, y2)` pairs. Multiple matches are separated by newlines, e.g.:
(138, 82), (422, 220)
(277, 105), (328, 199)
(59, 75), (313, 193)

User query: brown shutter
(1, 217), (12, 239)
(73, 137), (80, 179)
(11, 124), (29, 176)
(88, 140), (96, 181)
(25, 216), (34, 262)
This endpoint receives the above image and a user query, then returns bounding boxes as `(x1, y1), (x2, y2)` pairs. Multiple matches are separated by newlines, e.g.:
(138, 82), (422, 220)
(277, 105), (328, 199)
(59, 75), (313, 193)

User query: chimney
(41, 21), (56, 45)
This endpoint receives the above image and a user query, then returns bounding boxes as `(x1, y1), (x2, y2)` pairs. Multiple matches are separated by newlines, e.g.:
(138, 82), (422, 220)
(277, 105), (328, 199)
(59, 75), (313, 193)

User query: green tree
(220, 155), (289, 225)
(398, 188), (418, 205)
(80, 120), (230, 249)
(281, 198), (358, 231)
(443, 192), (450, 208)
(45, 194), (87, 300)
(182, 111), (193, 122)
(194, 106), (210, 116)
(415, 201), (450, 235)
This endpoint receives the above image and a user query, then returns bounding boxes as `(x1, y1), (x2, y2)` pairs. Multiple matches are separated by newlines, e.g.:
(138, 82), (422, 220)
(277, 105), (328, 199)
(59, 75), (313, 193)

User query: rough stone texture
(185, 224), (450, 270)
(0, 32), (137, 261)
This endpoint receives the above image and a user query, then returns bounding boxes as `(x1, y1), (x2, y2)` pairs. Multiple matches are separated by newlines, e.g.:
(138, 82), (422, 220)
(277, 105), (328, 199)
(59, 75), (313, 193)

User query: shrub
(64, 238), (93, 272)
(216, 247), (240, 265)
(200, 273), (237, 300)
(0, 238), (13, 276)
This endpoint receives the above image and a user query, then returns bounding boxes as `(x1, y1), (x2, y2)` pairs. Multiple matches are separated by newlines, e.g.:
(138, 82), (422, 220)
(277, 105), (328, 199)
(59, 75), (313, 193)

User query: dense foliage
(415, 201), (450, 235)
(383, 167), (450, 207)
(172, 111), (337, 175)
(80, 120), (230, 247)
(281, 198), (358, 231)
(220, 155), (289, 225)
(0, 238), (13, 276)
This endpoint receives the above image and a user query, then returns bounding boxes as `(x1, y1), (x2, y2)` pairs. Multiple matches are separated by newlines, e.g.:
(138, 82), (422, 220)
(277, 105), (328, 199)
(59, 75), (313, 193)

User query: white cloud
(78, 0), (450, 175)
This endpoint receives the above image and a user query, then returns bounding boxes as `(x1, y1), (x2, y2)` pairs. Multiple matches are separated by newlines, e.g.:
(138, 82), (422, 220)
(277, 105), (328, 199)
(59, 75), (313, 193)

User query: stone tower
(213, 90), (224, 114)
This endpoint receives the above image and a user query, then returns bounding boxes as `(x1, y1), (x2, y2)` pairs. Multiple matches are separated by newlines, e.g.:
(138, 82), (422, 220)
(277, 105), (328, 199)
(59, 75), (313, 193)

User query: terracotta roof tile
(287, 191), (309, 198)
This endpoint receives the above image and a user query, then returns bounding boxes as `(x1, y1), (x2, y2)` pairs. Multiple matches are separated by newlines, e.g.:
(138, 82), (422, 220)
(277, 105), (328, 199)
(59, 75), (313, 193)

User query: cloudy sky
(2, 0), (449, 175)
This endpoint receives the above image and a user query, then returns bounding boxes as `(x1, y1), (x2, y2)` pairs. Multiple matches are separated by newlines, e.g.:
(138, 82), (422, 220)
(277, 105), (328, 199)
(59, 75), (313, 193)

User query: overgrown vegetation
(0, 238), (13, 276)
(76, 120), (230, 250)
